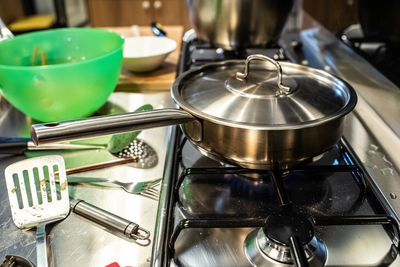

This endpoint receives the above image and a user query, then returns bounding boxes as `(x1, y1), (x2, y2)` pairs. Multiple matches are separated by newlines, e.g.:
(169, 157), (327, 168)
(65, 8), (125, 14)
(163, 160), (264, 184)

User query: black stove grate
(178, 37), (287, 72)
(166, 131), (400, 267)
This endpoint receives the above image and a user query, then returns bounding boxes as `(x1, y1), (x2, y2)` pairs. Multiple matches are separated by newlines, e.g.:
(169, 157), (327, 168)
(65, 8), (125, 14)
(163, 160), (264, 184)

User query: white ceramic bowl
(123, 36), (177, 72)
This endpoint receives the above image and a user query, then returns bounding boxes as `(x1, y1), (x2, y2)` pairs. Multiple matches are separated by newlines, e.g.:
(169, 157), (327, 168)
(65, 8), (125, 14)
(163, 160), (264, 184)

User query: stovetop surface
(152, 36), (400, 267)
(179, 140), (373, 218)
(168, 132), (397, 267)
(180, 38), (287, 70)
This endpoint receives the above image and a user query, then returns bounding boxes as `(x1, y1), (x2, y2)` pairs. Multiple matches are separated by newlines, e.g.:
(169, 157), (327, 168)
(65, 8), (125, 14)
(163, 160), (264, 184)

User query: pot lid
(172, 55), (357, 129)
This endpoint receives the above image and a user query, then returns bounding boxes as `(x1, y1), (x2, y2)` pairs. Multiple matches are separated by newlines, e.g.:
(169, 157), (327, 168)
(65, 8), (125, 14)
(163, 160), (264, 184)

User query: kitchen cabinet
(303, 0), (359, 33)
(0, 0), (24, 25)
(87, 0), (190, 28)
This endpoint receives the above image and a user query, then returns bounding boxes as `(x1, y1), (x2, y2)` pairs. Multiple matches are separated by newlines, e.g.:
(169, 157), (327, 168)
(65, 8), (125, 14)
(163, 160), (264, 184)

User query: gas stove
(165, 134), (398, 267)
(150, 29), (400, 267)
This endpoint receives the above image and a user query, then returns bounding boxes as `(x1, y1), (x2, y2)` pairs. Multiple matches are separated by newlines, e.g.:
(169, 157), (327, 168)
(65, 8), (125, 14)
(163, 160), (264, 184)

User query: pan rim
(171, 60), (358, 131)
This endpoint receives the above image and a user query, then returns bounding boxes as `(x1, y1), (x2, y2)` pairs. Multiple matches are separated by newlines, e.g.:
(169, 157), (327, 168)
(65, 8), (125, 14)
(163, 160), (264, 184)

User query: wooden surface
(87, 0), (190, 29)
(0, 0), (24, 25)
(107, 26), (184, 92)
(88, 0), (154, 26)
(303, 0), (359, 33)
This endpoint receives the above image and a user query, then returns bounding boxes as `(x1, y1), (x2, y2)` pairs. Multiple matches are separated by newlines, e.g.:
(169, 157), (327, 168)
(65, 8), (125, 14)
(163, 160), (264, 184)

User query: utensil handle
(67, 177), (112, 184)
(31, 109), (195, 145)
(151, 21), (166, 37)
(36, 223), (49, 267)
(0, 138), (29, 154)
(70, 199), (150, 240)
(65, 157), (137, 175)
(0, 137), (103, 154)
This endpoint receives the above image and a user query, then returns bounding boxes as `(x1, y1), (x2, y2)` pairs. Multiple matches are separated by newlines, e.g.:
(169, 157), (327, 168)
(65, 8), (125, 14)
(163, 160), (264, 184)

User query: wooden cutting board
(106, 26), (184, 92)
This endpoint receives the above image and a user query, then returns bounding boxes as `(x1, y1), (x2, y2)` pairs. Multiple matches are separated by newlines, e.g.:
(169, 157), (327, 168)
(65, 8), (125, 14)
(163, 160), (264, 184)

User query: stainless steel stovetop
(150, 26), (400, 267)
(162, 131), (399, 266)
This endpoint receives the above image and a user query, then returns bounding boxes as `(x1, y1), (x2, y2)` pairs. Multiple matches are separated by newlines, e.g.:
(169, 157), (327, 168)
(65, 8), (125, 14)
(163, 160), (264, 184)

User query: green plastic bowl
(0, 28), (124, 122)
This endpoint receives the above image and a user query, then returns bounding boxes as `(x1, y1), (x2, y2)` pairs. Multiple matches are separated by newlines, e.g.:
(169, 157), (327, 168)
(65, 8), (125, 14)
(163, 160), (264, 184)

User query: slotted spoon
(4, 155), (70, 267)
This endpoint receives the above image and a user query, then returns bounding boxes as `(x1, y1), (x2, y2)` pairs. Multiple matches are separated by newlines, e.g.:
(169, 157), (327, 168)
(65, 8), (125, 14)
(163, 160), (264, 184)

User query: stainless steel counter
(282, 26), (400, 221)
(0, 91), (174, 266)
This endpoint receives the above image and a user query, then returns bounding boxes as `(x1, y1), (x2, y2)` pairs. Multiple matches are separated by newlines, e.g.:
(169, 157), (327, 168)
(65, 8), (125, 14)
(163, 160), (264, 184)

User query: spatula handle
(36, 223), (49, 267)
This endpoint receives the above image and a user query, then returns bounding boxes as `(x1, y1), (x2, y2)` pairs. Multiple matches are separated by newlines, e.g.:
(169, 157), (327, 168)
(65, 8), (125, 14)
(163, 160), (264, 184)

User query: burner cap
(263, 210), (314, 246)
(244, 211), (326, 267)
(244, 227), (327, 267)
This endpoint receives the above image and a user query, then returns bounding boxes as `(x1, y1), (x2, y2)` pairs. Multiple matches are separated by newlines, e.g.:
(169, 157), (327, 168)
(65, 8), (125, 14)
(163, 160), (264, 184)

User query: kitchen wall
(33, 0), (88, 27)
(0, 0), (24, 24)
(1, 0), (358, 33)
(86, 0), (358, 33)
(86, 0), (190, 29)
(0, 0), (88, 28)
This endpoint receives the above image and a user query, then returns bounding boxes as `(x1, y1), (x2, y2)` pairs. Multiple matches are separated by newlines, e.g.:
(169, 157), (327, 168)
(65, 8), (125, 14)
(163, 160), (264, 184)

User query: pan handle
(31, 109), (195, 145)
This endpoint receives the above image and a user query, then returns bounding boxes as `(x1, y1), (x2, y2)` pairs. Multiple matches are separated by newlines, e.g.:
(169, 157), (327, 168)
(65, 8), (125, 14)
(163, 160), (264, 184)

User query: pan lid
(172, 55), (357, 129)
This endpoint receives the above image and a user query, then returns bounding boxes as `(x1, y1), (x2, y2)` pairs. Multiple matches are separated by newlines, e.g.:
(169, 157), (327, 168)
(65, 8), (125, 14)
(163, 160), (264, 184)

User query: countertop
(108, 26), (184, 92)
(0, 25), (182, 266)
(281, 13), (400, 221)
(0, 84), (175, 266)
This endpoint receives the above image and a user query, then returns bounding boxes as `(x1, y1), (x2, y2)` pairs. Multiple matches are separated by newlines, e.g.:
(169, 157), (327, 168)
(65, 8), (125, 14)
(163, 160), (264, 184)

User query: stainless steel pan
(31, 55), (357, 170)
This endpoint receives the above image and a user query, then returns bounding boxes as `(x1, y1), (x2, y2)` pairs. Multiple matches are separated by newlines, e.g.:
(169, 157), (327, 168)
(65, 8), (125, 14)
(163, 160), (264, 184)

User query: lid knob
(236, 54), (291, 95)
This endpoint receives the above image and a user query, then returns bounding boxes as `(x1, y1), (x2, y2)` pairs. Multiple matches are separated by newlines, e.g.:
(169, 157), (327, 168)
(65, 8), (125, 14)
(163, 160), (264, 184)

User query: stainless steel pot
(31, 55), (357, 170)
(186, 0), (295, 49)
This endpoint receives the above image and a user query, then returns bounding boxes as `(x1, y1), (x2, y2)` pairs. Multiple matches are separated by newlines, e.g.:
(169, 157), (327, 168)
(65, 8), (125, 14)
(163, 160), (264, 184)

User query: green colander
(0, 28), (124, 122)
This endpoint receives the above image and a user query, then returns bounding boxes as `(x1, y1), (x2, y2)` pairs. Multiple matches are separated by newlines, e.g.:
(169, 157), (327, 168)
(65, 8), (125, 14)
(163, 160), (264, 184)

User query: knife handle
(0, 137), (29, 154)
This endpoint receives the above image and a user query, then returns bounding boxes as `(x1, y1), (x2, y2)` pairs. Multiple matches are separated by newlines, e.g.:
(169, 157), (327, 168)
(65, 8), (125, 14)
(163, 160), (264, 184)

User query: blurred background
(0, 0), (358, 34)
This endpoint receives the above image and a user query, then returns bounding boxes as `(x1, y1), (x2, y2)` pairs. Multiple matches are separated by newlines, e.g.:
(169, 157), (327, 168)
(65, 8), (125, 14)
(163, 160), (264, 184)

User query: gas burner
(244, 210), (327, 266)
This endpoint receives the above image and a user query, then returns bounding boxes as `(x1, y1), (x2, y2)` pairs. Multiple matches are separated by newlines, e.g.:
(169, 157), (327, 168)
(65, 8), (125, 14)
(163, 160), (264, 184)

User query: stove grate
(165, 132), (400, 267)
